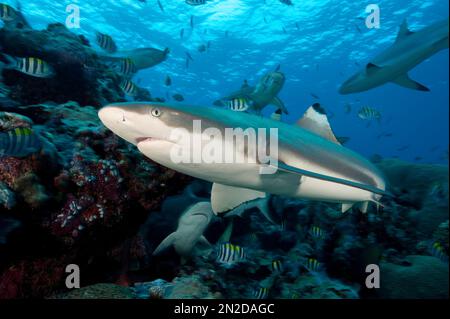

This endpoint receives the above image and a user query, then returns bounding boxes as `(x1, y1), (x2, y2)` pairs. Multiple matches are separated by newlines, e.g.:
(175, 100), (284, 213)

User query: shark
(340, 18), (449, 94)
(152, 201), (213, 261)
(98, 102), (389, 216)
(216, 71), (288, 114)
(100, 47), (170, 71)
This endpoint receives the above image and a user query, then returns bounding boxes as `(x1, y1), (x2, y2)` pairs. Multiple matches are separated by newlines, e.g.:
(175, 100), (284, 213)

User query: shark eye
(151, 107), (162, 117)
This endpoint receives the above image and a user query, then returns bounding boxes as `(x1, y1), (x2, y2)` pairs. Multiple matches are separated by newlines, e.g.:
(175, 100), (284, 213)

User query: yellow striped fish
(309, 226), (326, 239)
(114, 58), (137, 76)
(253, 287), (269, 299)
(226, 98), (253, 112)
(96, 32), (117, 53)
(216, 242), (246, 265)
(0, 127), (42, 158)
(304, 258), (323, 273)
(5, 56), (55, 78)
(271, 260), (283, 273)
(430, 242), (449, 262)
(120, 79), (139, 96)
(358, 106), (381, 121)
(0, 3), (16, 21)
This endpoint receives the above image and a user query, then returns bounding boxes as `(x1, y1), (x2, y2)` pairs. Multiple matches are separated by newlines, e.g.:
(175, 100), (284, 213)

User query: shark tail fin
(152, 232), (177, 256)
(218, 218), (234, 243)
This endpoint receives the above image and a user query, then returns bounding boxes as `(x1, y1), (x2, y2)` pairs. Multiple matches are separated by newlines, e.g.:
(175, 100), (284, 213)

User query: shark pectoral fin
(296, 103), (341, 145)
(152, 232), (177, 256)
(211, 183), (266, 214)
(211, 183), (276, 224)
(271, 96), (288, 114)
(342, 203), (354, 213)
(393, 74), (430, 92)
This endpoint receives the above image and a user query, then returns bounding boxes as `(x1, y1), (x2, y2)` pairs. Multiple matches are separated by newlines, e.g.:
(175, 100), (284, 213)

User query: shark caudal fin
(211, 183), (277, 224)
(271, 96), (288, 114)
(152, 232), (177, 256)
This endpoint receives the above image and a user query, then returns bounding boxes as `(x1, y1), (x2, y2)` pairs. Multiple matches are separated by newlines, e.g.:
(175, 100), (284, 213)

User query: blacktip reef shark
(215, 70), (288, 114)
(153, 201), (213, 263)
(340, 18), (449, 94)
(98, 102), (389, 217)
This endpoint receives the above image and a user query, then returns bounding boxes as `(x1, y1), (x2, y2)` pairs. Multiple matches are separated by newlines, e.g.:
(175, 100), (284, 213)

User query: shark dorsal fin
(296, 103), (341, 145)
(366, 63), (382, 75)
(396, 19), (414, 43)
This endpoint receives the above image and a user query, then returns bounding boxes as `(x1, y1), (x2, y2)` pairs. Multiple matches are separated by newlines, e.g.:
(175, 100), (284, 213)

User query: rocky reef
(0, 22), (190, 299)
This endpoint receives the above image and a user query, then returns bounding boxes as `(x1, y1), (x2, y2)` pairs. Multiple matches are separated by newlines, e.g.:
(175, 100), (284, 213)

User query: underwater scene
(0, 0), (448, 300)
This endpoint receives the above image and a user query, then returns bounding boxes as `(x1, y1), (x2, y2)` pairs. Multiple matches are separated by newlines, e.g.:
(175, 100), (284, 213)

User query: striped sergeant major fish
(226, 98), (253, 112)
(120, 79), (139, 96)
(114, 58), (137, 77)
(185, 0), (211, 6)
(429, 242), (449, 262)
(271, 260), (283, 273)
(0, 127), (42, 158)
(357, 106), (381, 121)
(96, 32), (118, 53)
(0, 3), (16, 21)
(2, 55), (55, 78)
(304, 258), (323, 273)
(309, 226), (326, 239)
(216, 242), (246, 265)
(253, 287), (269, 299)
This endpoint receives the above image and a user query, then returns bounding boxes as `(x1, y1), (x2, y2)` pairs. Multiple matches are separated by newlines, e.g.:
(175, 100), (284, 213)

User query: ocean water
(9, 0), (449, 163)
(0, 0), (449, 300)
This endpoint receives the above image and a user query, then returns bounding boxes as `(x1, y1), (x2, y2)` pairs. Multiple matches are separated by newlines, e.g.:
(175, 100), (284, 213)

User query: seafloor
(0, 20), (448, 300)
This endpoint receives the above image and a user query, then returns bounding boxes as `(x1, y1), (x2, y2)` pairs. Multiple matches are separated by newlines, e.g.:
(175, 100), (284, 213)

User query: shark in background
(340, 18), (449, 94)
(99, 102), (389, 217)
(152, 201), (213, 262)
(215, 70), (288, 114)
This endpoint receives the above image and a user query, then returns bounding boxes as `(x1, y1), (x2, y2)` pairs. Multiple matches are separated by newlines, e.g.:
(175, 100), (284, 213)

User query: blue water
(5, 0), (449, 163)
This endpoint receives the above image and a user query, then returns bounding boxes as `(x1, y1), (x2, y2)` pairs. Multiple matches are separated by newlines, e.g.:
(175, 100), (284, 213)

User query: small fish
(304, 258), (323, 272)
(172, 94), (184, 102)
(429, 242), (448, 262)
(157, 0), (164, 11)
(180, 28), (185, 39)
(190, 15), (194, 29)
(396, 145), (410, 152)
(295, 22), (299, 30)
(207, 41), (211, 49)
(253, 287), (269, 299)
(186, 52), (194, 61)
(309, 226), (326, 239)
(186, 0), (210, 6)
(0, 127), (42, 158)
(198, 44), (207, 53)
(5, 56), (55, 78)
(114, 58), (137, 76)
(0, 3), (16, 21)
(310, 93), (320, 99)
(217, 243), (247, 265)
(227, 98), (253, 112)
(120, 79), (139, 96)
(96, 32), (117, 53)
(271, 260), (283, 273)
(164, 75), (172, 86)
(275, 64), (281, 72)
(358, 106), (381, 121)
(279, 0), (293, 5)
